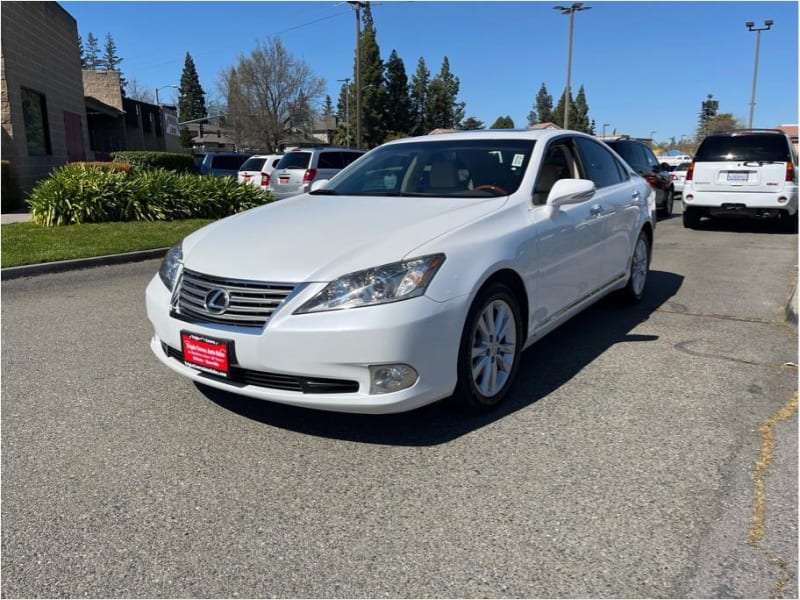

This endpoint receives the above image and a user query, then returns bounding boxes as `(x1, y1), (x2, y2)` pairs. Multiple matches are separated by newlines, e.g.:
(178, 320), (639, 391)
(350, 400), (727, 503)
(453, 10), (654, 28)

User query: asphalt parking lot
(1, 205), (797, 598)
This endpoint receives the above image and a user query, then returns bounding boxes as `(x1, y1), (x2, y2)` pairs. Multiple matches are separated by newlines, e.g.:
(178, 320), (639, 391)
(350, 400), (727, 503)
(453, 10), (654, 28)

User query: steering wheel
(473, 184), (508, 196)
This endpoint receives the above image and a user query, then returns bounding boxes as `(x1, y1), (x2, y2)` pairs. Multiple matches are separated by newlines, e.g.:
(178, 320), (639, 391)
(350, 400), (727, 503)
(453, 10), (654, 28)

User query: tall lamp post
(554, 2), (591, 130)
(746, 19), (773, 128)
(155, 84), (178, 106)
(602, 123), (610, 137)
(337, 78), (351, 147)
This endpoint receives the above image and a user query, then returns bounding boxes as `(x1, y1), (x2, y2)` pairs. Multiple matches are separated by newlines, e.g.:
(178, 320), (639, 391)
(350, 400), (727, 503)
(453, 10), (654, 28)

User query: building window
(21, 88), (52, 156)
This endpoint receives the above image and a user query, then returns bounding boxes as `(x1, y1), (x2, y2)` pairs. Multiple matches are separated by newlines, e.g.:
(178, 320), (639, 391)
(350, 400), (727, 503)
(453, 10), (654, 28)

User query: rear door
(271, 151), (312, 197)
(692, 133), (792, 194)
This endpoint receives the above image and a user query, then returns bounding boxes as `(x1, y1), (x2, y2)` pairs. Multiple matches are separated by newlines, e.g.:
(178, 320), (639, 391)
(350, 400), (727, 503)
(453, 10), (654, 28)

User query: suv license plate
(727, 172), (749, 182)
(181, 332), (231, 377)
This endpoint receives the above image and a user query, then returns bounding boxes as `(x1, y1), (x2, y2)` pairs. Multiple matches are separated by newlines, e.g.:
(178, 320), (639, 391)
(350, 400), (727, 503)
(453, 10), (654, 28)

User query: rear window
(277, 152), (311, 170)
(240, 157), (267, 171)
(211, 155), (249, 170)
(695, 133), (791, 162)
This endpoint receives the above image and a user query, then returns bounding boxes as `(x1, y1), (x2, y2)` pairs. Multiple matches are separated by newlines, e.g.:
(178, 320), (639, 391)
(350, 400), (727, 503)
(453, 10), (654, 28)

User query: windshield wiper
(308, 188), (338, 195)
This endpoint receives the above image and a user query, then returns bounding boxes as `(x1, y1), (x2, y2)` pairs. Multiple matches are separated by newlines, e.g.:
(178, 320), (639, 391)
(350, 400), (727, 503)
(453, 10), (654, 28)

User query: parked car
(238, 154), (283, 190)
(146, 129), (654, 414)
(603, 137), (675, 217)
(197, 152), (253, 177)
(670, 162), (691, 195)
(268, 146), (365, 200)
(682, 129), (798, 229)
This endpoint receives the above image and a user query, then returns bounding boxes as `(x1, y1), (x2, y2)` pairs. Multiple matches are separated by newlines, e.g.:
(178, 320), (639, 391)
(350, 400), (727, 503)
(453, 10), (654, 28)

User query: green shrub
(73, 161), (133, 173)
(27, 164), (272, 226)
(111, 151), (195, 173)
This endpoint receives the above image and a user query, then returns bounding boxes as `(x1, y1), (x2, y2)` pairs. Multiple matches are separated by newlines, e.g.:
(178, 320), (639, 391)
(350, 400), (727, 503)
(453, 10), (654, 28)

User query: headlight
(295, 254), (445, 314)
(158, 243), (183, 291)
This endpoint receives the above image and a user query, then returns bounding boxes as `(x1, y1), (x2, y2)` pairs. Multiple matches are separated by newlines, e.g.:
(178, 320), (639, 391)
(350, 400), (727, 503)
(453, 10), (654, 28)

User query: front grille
(173, 269), (295, 328)
(164, 343), (359, 394)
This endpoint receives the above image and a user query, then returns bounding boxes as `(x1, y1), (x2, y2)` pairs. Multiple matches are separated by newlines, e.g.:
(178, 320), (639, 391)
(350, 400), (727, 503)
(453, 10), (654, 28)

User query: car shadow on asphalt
(198, 270), (684, 446)
(691, 217), (797, 235)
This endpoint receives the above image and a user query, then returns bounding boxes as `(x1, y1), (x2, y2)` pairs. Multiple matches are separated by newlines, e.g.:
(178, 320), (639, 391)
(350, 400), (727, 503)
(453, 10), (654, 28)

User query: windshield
(321, 139), (535, 197)
(240, 157), (267, 171)
(277, 152), (312, 170)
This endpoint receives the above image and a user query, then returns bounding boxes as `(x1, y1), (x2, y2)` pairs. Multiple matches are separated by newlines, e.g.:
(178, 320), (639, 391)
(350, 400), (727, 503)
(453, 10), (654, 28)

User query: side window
(642, 145), (660, 169)
(342, 152), (363, 167)
(575, 138), (626, 189)
(318, 152), (343, 169)
(533, 140), (577, 205)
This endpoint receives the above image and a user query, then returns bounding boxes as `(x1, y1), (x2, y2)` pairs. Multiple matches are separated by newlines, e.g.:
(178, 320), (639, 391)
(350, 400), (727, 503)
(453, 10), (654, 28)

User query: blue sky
(62, 1), (798, 143)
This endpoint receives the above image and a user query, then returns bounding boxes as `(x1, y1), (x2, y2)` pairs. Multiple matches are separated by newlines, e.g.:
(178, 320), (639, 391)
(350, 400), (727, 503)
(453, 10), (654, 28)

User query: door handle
(590, 204), (603, 216)
(632, 190), (640, 199)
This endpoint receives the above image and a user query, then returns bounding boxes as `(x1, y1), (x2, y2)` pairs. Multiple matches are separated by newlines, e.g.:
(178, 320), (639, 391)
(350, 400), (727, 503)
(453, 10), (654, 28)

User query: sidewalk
(1, 210), (32, 224)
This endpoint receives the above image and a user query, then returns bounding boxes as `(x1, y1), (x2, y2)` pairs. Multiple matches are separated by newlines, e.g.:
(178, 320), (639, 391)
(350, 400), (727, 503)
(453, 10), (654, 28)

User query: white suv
(682, 129), (798, 229)
(268, 147), (365, 200)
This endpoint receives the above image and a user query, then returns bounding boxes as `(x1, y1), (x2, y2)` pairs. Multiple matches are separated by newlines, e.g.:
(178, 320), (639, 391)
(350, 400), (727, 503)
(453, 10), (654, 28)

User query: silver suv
(268, 147), (365, 200)
(682, 129), (798, 229)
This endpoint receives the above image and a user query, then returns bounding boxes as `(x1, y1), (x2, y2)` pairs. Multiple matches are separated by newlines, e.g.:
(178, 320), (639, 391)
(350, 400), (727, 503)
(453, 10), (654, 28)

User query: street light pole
(155, 84), (178, 106)
(554, 2), (591, 130)
(602, 123), (610, 137)
(337, 78), (351, 147)
(746, 19), (773, 129)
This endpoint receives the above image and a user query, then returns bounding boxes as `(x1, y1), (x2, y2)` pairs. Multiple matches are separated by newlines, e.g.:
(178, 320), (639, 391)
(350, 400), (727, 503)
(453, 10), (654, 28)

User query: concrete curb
(786, 280), (798, 326)
(1, 248), (168, 281)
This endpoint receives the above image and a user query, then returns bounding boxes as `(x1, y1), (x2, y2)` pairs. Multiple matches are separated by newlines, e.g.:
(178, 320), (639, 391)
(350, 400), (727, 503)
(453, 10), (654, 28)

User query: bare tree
(126, 77), (154, 103)
(220, 37), (326, 152)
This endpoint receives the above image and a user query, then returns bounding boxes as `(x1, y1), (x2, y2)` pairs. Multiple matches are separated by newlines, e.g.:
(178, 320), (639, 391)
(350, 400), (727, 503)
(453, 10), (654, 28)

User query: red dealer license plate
(181, 332), (231, 377)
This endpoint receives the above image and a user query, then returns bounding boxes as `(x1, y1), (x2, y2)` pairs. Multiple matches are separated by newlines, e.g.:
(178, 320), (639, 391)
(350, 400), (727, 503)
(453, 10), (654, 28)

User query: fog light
(684, 194), (694, 202)
(369, 364), (418, 394)
(778, 196), (788, 204)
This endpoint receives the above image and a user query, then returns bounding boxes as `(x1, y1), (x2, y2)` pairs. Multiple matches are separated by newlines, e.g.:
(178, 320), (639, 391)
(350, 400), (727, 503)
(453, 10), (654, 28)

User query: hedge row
(27, 164), (272, 226)
(111, 151), (196, 173)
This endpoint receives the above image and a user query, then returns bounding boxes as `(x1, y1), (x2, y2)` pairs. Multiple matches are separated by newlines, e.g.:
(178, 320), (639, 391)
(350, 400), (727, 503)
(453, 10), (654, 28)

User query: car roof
(382, 128), (592, 147)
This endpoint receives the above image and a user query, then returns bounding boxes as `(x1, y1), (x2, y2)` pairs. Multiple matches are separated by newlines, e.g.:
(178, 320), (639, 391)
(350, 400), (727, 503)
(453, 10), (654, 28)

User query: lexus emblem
(204, 288), (231, 314)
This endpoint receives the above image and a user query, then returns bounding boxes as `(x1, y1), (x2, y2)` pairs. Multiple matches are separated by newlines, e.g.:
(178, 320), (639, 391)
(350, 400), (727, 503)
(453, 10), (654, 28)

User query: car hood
(182, 193), (507, 282)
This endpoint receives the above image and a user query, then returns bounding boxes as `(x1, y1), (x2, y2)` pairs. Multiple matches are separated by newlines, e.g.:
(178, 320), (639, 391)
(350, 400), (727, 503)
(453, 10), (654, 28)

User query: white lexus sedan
(146, 129), (654, 414)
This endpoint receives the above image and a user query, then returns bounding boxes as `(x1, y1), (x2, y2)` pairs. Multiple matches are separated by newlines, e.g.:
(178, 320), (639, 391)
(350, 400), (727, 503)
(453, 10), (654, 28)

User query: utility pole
(347, 1), (366, 148)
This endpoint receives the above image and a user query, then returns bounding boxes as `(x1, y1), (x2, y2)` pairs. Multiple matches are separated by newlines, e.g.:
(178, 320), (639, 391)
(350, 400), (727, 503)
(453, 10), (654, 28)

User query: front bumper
(145, 275), (466, 414)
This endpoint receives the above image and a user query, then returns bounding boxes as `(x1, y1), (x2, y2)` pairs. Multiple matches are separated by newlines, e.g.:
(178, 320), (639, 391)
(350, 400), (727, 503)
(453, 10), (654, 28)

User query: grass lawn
(1, 219), (212, 268)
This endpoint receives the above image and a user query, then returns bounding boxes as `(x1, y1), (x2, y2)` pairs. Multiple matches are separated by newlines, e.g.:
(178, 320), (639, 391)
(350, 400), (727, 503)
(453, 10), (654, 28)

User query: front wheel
(454, 283), (523, 412)
(621, 230), (650, 303)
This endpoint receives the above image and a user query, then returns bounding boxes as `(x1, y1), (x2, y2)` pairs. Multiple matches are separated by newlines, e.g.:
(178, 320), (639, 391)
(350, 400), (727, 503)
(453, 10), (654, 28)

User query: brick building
(1, 1), (91, 210)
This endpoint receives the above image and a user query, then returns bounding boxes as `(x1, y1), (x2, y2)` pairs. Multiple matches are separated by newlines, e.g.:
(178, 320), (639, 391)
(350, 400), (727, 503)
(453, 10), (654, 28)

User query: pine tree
(533, 83), (554, 126)
(102, 33), (126, 95)
(85, 33), (100, 70)
(334, 80), (353, 146)
(490, 116), (515, 129)
(409, 57), (430, 136)
(697, 93), (719, 138)
(178, 53), (207, 123)
(554, 88), (577, 128)
(383, 49), (412, 138)
(78, 35), (87, 69)
(571, 85), (591, 133)
(357, 3), (386, 149)
(459, 116), (485, 130)
(425, 57), (464, 131)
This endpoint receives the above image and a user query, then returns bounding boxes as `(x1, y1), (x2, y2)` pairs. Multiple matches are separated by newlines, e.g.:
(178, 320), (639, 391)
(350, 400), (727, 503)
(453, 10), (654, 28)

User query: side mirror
(309, 179), (330, 192)
(546, 178), (596, 208)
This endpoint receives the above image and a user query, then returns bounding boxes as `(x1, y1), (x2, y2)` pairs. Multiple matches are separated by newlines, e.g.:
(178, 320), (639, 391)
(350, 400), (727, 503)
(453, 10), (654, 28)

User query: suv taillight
(786, 162), (796, 183)
(685, 162), (695, 181)
(303, 168), (317, 184)
(261, 173), (270, 187)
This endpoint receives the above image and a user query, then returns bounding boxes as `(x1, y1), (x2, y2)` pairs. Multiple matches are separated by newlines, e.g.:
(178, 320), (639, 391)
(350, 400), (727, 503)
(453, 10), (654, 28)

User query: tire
(621, 230), (650, 303)
(683, 206), (700, 229)
(454, 283), (523, 412)
(659, 188), (674, 218)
